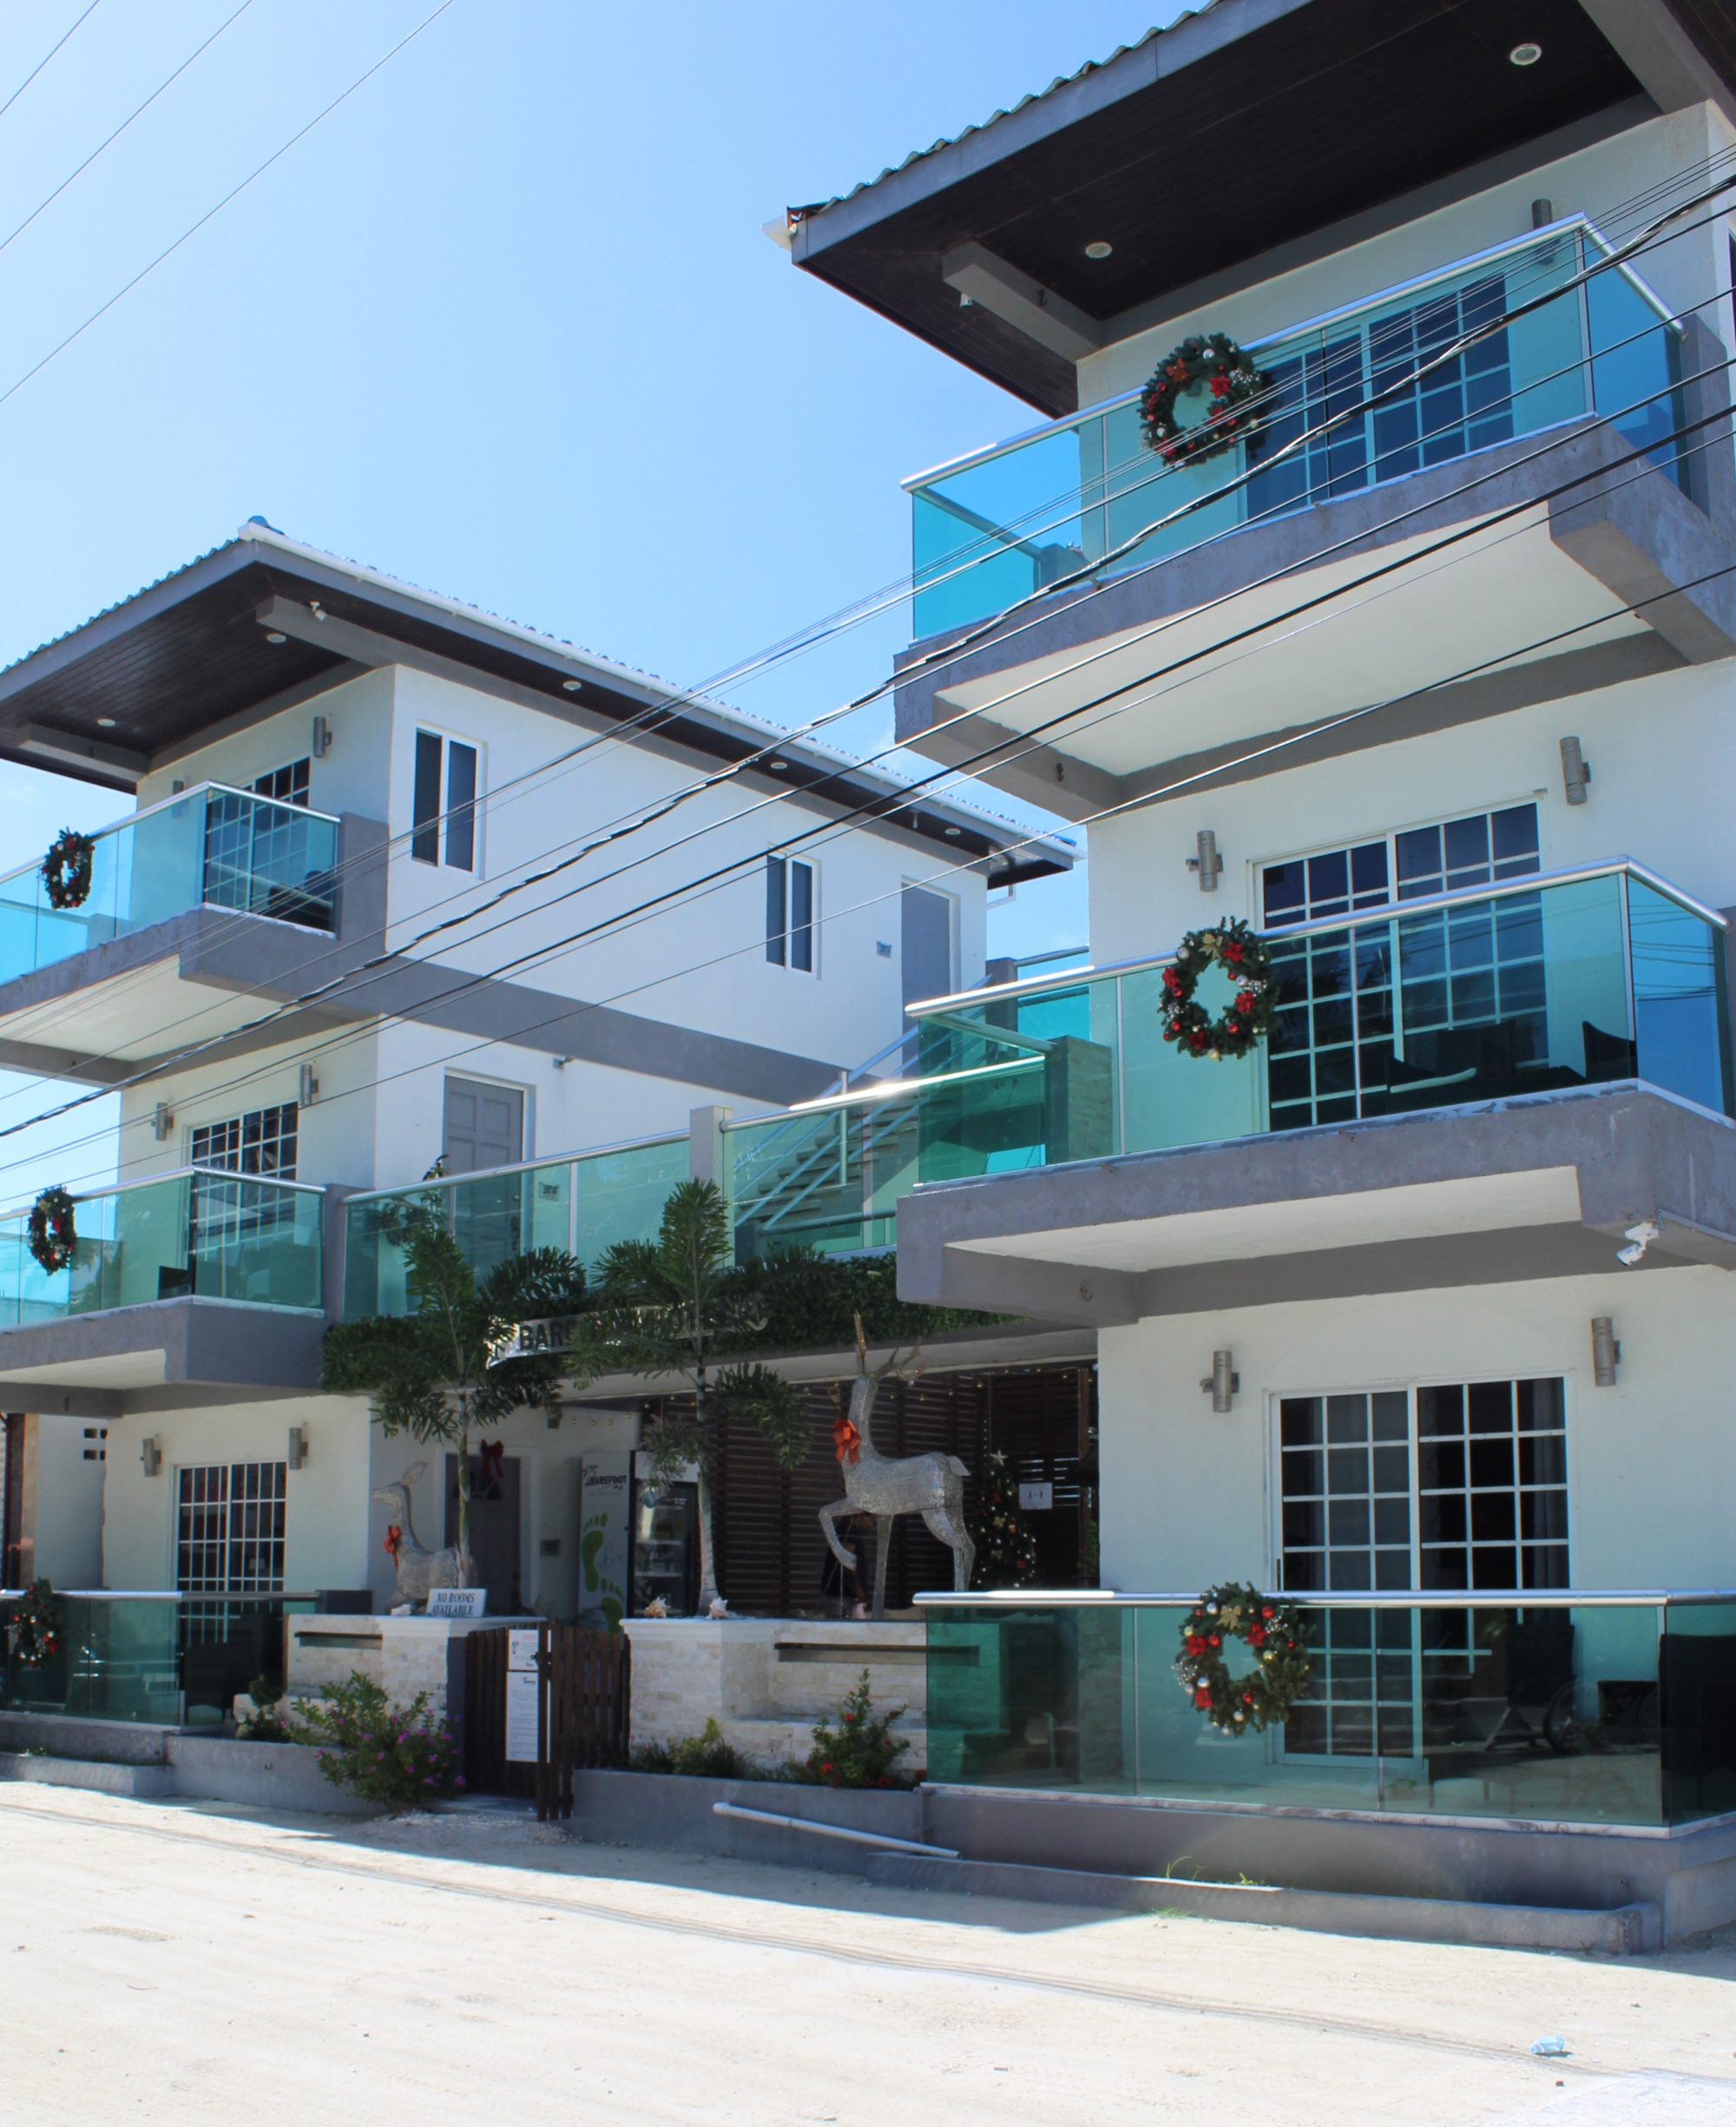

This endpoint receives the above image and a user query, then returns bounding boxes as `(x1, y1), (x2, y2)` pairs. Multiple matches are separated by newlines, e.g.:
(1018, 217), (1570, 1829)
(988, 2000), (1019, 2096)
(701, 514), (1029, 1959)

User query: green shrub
(630, 1716), (749, 1780)
(802, 1669), (910, 1789)
(282, 1672), (463, 1808)
(235, 1673), (293, 1744)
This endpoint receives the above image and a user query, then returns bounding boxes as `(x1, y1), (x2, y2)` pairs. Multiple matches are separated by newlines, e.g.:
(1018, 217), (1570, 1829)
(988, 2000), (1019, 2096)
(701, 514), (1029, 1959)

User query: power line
(0, 0), (459, 412)
(0, 0), (258, 260)
(0, 0), (102, 127)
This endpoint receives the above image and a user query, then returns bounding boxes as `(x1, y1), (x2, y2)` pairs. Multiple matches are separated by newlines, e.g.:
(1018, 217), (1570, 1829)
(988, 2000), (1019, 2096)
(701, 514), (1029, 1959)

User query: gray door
(901, 886), (955, 1011)
(442, 1077), (523, 1175)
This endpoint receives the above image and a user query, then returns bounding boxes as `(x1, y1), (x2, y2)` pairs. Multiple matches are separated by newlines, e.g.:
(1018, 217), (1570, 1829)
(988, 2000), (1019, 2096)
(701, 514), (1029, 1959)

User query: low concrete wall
(0, 1751), (173, 1798)
(865, 1854), (1659, 1955)
(569, 1768), (924, 1873)
(0, 1711), (176, 1765)
(166, 1735), (378, 1818)
(920, 1785), (1736, 1946)
(286, 1612), (541, 1725)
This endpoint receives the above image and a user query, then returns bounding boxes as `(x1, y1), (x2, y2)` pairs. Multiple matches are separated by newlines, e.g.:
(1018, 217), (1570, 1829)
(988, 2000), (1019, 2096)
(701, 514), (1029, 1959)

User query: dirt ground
(2, 1784), (1733, 2127)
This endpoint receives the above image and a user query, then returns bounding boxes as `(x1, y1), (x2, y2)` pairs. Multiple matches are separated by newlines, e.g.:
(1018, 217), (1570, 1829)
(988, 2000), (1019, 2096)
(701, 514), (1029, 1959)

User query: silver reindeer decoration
(819, 1317), (975, 1619)
(372, 1460), (465, 1608)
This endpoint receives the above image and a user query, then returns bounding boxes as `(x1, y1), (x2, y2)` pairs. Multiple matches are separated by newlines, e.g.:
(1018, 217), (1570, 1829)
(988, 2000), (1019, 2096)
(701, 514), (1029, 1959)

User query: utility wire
(0, 0), (102, 127)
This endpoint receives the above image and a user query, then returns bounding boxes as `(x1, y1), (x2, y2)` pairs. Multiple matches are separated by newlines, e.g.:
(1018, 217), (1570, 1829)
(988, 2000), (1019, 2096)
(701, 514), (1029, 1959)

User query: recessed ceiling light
(768, 758), (788, 770)
(1084, 240), (1114, 260)
(562, 679), (582, 692)
(944, 825), (962, 837)
(265, 629), (286, 644)
(1509, 41), (1542, 65)
(96, 716), (116, 728)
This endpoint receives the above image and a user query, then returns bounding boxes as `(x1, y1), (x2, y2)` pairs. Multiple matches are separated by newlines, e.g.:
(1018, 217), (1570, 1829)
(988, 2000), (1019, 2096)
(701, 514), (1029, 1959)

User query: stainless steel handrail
(906, 859), (1726, 1017)
(0, 1164), (326, 1226)
(0, 780), (341, 895)
(343, 1131), (689, 1208)
(915, 1587), (1736, 1608)
(901, 214), (1674, 491)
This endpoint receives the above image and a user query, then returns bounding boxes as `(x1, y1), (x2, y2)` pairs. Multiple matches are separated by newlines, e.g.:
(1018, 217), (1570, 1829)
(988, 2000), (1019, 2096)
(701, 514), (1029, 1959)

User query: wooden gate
(462, 1625), (631, 1814)
(536, 1624), (631, 1821)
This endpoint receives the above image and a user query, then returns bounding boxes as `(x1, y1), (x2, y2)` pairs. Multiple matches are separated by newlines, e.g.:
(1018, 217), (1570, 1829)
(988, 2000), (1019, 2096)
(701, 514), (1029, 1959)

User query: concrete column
(687, 1105), (733, 1186)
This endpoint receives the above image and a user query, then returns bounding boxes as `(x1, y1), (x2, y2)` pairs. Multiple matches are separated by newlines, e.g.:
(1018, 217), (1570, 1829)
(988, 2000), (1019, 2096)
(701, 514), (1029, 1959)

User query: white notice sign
(425, 1587), (486, 1620)
(504, 1666), (542, 1762)
(507, 1628), (540, 1673)
(1017, 1481), (1054, 1512)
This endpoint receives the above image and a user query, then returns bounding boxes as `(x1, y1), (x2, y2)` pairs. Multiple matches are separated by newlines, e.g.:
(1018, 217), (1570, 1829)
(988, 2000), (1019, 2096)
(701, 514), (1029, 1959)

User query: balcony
(0, 781), (339, 978)
(0, 1169), (326, 1407)
(910, 863), (1730, 1177)
(918, 1590), (1736, 1831)
(906, 221), (1687, 640)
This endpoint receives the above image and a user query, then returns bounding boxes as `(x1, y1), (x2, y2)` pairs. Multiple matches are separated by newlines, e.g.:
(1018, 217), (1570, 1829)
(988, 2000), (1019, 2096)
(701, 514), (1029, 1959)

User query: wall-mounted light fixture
(287, 1426), (309, 1471)
(140, 1437), (162, 1478)
(1187, 829), (1223, 893)
(1559, 735), (1590, 805)
(1200, 1349), (1240, 1413)
(1590, 1317), (1621, 1387)
(152, 1102), (174, 1142)
(312, 713), (332, 759)
(298, 1063), (319, 1108)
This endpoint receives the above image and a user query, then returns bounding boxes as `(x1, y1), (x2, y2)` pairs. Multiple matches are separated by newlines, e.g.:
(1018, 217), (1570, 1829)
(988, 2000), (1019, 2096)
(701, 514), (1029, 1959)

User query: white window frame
(411, 726), (483, 875)
(1255, 797), (1544, 925)
(765, 853), (819, 975)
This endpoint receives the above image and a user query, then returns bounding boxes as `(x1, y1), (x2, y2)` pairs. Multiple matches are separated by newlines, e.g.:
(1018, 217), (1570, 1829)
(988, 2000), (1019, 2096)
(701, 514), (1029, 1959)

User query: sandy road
(1, 1784), (1733, 2127)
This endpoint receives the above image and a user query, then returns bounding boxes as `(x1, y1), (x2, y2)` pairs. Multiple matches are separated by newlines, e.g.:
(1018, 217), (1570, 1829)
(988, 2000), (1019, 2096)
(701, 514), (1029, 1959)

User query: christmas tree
(970, 1449), (1041, 1589)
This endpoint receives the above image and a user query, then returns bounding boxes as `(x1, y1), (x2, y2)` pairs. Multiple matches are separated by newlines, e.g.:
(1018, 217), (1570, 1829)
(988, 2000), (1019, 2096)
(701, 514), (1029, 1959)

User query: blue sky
(0, 0), (1154, 1198)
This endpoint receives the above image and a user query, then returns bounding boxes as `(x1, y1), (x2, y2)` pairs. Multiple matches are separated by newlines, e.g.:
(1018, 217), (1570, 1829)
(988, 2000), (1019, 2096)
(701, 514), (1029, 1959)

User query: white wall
(26, 1413), (107, 1587)
(1076, 106), (1732, 411)
(1086, 659), (1736, 966)
(1097, 1265), (1736, 1594)
(136, 665), (395, 823)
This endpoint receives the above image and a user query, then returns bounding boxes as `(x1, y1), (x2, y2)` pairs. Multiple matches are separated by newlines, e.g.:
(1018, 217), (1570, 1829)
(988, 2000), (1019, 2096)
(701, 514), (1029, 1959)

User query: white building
(0, 524), (1071, 1630)
(782, 0), (1736, 1929)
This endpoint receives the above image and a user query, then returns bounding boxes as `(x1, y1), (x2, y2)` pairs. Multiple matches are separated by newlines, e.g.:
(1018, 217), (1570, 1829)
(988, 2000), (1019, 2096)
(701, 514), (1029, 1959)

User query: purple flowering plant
(283, 1671), (463, 1808)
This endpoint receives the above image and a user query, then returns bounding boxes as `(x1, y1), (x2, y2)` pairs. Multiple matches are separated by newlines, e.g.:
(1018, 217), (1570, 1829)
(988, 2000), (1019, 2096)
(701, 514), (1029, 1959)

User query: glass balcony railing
(723, 1090), (918, 1260)
(0, 781), (339, 990)
(0, 1590), (315, 1724)
(0, 1169), (325, 1326)
(342, 1135), (690, 1318)
(920, 1590), (1736, 1829)
(908, 219), (1688, 636)
(911, 864), (1732, 1184)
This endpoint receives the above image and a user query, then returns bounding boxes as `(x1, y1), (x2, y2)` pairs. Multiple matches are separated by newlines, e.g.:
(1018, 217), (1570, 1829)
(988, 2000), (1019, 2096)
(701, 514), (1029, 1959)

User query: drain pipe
(711, 1801), (958, 1859)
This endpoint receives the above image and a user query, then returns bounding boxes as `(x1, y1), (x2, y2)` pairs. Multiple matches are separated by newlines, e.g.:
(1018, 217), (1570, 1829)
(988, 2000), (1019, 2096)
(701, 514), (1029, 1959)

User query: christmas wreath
(27, 1185), (77, 1274)
(1139, 333), (1271, 467)
(41, 828), (95, 912)
(7, 1578), (64, 1669)
(1174, 1581), (1312, 1735)
(1160, 918), (1278, 1060)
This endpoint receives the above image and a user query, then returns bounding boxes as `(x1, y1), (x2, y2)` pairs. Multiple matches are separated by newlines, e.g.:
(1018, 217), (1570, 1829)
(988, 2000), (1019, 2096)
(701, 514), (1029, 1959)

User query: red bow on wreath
(832, 1418), (861, 1465)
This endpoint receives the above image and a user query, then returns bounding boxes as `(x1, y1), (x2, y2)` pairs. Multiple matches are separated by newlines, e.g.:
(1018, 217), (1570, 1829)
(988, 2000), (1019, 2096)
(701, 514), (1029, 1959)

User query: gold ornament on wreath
(1160, 917), (1277, 1060)
(1174, 1581), (1312, 1735)
(1139, 332), (1271, 467)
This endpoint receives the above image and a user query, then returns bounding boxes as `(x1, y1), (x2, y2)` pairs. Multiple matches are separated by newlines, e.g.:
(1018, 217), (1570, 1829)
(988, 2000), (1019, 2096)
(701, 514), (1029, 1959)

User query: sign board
(507, 1628), (541, 1673)
(504, 1665), (542, 1762)
(1018, 1481), (1055, 1512)
(425, 1586), (487, 1620)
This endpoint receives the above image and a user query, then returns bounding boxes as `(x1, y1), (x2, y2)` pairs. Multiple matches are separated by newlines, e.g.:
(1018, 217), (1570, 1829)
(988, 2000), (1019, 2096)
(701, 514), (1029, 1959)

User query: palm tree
(323, 1217), (591, 1585)
(589, 1178), (807, 1611)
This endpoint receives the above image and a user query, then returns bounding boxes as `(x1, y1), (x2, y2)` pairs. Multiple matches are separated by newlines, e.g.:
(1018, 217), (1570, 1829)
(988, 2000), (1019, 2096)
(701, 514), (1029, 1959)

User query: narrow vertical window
(789, 858), (814, 972)
(444, 741), (477, 873)
(765, 854), (787, 965)
(411, 730), (443, 865)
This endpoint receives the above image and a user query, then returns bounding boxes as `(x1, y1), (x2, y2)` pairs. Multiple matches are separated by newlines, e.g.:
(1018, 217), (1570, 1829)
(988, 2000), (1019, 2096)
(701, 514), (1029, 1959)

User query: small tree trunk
(695, 1467), (720, 1614)
(455, 1429), (474, 1587)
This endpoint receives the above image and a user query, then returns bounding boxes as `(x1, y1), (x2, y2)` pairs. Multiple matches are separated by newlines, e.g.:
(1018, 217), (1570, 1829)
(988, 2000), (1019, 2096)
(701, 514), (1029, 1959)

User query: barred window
(175, 1461), (286, 1595)
(252, 760), (311, 808)
(191, 1103), (298, 1180)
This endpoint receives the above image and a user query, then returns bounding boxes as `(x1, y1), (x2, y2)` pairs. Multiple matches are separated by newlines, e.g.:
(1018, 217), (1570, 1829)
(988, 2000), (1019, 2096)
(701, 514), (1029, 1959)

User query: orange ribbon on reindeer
(832, 1417), (861, 1465)
(383, 1524), (402, 1558)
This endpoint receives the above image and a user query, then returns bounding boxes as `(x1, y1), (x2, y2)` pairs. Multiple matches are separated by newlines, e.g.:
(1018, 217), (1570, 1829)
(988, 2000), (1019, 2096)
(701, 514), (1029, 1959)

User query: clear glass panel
(924, 1605), (1134, 1792)
(201, 789), (337, 929)
(1628, 879), (1732, 1115)
(0, 1594), (183, 1722)
(573, 1138), (687, 1269)
(727, 1097), (917, 1261)
(1586, 255), (1687, 485)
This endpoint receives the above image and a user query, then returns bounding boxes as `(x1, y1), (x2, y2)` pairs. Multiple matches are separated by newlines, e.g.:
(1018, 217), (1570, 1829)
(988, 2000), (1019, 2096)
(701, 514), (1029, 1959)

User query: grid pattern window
(1417, 1378), (1568, 1590)
(411, 730), (480, 871)
(765, 855), (816, 972)
(1394, 805), (1539, 899)
(252, 760), (311, 807)
(175, 1462), (286, 1595)
(190, 1103), (298, 1179)
(1266, 924), (1395, 1130)
(1262, 840), (1389, 925)
(204, 786), (330, 923)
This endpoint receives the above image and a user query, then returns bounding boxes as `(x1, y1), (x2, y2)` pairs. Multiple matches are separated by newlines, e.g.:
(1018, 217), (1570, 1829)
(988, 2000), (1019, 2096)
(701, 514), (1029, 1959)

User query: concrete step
(0, 1752), (174, 1800)
(862, 1852), (1660, 1955)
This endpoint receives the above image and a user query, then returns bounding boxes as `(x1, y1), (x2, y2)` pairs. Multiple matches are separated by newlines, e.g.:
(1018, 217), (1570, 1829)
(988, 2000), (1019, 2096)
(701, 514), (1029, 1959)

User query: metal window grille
(190, 1103), (298, 1181)
(175, 1460), (286, 1654)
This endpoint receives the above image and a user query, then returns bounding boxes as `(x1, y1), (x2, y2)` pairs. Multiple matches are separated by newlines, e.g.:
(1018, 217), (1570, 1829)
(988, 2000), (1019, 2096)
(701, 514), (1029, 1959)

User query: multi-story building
(0, 522), (1073, 1623)
(782, 0), (1736, 1928)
